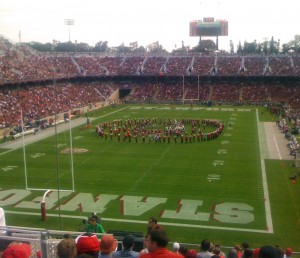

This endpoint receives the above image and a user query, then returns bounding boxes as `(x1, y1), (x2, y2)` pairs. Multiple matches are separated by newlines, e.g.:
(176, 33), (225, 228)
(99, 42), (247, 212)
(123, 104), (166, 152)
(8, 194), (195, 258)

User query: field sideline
(0, 104), (299, 251)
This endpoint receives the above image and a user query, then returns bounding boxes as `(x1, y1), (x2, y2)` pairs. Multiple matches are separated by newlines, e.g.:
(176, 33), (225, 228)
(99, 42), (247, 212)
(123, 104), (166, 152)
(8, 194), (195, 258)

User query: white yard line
(5, 210), (271, 234)
(257, 110), (274, 233)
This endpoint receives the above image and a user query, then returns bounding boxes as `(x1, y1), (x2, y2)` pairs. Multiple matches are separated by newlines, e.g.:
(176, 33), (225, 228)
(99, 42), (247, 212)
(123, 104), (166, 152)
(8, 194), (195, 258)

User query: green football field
(0, 104), (299, 251)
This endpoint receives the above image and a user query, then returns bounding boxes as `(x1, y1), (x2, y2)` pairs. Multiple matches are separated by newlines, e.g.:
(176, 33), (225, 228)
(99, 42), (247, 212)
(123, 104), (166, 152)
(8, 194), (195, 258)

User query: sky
(0, 0), (300, 52)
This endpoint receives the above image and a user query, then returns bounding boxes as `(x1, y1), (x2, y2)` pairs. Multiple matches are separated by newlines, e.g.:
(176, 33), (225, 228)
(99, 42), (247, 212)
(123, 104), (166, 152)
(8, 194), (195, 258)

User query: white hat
(173, 242), (180, 250)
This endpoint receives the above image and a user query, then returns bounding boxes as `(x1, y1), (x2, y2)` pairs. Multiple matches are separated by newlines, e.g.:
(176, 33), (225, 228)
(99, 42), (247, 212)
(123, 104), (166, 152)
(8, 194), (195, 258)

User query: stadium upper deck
(1, 36), (300, 129)
(1, 36), (300, 84)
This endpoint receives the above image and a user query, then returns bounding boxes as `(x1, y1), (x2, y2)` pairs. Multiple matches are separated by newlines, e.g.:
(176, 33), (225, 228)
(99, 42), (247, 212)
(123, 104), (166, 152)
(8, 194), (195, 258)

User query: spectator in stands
(113, 234), (138, 258)
(253, 249), (260, 258)
(226, 249), (238, 258)
(285, 248), (292, 258)
(139, 229), (183, 258)
(147, 217), (164, 234)
(197, 239), (213, 258)
(76, 233), (100, 257)
(258, 246), (278, 258)
(185, 249), (197, 258)
(241, 249), (253, 258)
(275, 247), (284, 258)
(241, 243), (249, 250)
(1, 242), (31, 258)
(99, 234), (118, 258)
(57, 238), (77, 258)
(138, 235), (149, 256)
(173, 242), (180, 254)
(213, 244), (226, 258)
(85, 215), (105, 234)
(212, 247), (222, 258)
(233, 245), (242, 258)
(178, 246), (188, 257)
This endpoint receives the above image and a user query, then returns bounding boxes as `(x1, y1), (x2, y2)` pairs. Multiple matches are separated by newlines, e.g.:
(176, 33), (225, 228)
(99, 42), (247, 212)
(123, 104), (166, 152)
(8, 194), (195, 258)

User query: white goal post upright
(296, 152), (300, 167)
(183, 75), (201, 103)
(69, 110), (75, 192)
(21, 109), (28, 189)
(20, 77), (76, 223)
(182, 75), (185, 105)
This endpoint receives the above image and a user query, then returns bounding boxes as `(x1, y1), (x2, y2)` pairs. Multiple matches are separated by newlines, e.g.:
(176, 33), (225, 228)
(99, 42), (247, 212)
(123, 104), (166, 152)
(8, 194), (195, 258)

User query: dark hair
(227, 248), (238, 258)
(243, 249), (253, 258)
(90, 215), (98, 221)
(149, 217), (158, 224)
(149, 229), (169, 247)
(179, 246), (188, 256)
(259, 245), (278, 258)
(241, 242), (250, 249)
(57, 238), (77, 258)
(122, 235), (135, 250)
(200, 239), (211, 252)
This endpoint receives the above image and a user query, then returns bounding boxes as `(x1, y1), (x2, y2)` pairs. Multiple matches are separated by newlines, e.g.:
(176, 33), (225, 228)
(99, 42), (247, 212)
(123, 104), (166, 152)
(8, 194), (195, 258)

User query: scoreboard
(190, 18), (228, 37)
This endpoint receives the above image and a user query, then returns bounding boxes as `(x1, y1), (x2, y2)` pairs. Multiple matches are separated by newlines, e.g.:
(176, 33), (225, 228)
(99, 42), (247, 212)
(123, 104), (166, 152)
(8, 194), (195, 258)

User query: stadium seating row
(1, 80), (300, 129)
(1, 37), (300, 83)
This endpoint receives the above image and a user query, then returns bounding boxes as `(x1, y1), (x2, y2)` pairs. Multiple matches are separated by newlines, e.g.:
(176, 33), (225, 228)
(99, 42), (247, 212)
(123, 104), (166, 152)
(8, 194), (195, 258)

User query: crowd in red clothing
(2, 37), (300, 129)
(0, 81), (117, 128)
(2, 37), (300, 83)
(1, 78), (300, 129)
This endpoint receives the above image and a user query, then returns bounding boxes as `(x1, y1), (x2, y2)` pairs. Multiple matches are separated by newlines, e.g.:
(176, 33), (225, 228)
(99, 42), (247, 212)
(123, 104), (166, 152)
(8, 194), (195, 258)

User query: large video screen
(190, 19), (228, 37)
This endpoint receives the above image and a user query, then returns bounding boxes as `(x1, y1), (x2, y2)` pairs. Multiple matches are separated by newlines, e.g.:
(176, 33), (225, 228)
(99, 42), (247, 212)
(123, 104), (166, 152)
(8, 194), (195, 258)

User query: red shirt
(140, 248), (184, 258)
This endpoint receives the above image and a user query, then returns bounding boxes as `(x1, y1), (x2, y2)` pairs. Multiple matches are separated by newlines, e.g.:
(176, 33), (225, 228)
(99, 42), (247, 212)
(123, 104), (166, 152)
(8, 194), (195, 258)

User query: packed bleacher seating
(210, 82), (241, 103)
(2, 78), (300, 129)
(216, 56), (242, 76)
(243, 56), (266, 76)
(2, 37), (300, 81)
(164, 56), (193, 75)
(0, 82), (117, 128)
(268, 55), (294, 75)
(118, 56), (145, 75)
(2, 37), (300, 127)
(142, 56), (167, 75)
(190, 56), (215, 75)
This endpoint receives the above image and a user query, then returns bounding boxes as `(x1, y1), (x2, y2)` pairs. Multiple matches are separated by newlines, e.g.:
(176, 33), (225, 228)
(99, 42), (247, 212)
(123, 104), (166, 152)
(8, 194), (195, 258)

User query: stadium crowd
(0, 226), (295, 258)
(0, 213), (296, 257)
(1, 79), (300, 130)
(2, 36), (300, 81)
(1, 36), (300, 138)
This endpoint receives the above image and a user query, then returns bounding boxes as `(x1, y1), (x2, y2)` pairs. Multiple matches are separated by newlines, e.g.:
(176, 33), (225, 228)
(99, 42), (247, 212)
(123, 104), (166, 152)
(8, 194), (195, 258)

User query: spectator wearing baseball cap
(173, 243), (180, 254)
(76, 233), (100, 257)
(285, 248), (292, 258)
(1, 242), (31, 258)
(186, 249), (198, 258)
(99, 234), (118, 258)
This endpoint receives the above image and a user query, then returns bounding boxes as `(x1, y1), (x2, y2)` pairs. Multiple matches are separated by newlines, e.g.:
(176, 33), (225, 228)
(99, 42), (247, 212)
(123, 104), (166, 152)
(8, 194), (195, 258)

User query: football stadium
(0, 7), (300, 258)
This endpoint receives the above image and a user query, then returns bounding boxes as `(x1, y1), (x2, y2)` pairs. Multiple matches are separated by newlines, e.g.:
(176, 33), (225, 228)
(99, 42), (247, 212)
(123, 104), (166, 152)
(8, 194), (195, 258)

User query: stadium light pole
(64, 19), (75, 42)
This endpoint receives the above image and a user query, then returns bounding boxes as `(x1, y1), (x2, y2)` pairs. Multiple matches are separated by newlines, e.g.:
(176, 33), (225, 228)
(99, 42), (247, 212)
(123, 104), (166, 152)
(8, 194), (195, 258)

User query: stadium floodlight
(64, 19), (75, 42)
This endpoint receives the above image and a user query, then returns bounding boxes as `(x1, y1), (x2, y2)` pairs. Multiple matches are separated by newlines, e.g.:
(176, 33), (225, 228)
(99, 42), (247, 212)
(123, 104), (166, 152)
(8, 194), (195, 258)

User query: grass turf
(0, 104), (299, 251)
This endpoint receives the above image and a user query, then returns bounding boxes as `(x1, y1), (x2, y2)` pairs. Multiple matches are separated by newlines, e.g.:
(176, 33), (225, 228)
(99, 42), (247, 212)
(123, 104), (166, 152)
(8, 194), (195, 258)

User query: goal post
(296, 152), (300, 167)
